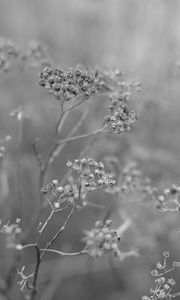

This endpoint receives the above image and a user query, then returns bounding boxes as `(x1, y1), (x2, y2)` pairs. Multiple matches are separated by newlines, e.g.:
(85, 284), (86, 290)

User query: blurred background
(1, 1), (180, 300)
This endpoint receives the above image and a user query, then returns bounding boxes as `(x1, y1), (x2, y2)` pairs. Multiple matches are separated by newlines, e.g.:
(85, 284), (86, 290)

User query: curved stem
(56, 128), (103, 145)
(31, 246), (41, 300)
(38, 208), (54, 235)
(41, 184), (82, 259)
(40, 248), (85, 256)
(60, 130), (104, 186)
(22, 243), (36, 249)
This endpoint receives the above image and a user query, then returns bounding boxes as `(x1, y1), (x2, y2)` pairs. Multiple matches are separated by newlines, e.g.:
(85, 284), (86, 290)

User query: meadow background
(1, 1), (180, 299)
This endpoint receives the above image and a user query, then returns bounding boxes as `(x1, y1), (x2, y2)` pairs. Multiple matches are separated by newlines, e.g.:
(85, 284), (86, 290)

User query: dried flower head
(143, 252), (180, 300)
(105, 160), (156, 204)
(39, 65), (102, 101)
(67, 158), (116, 191)
(41, 179), (81, 210)
(83, 219), (121, 258)
(104, 94), (137, 134)
(155, 183), (180, 212)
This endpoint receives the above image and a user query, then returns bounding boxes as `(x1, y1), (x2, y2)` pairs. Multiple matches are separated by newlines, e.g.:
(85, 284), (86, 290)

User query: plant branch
(30, 245), (41, 300)
(40, 248), (85, 256)
(41, 184), (82, 258)
(38, 208), (54, 234)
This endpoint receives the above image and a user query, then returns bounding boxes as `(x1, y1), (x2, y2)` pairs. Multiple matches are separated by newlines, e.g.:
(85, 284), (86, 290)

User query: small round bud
(105, 220), (112, 227)
(167, 278), (175, 286)
(163, 284), (170, 290)
(41, 187), (48, 195)
(156, 262), (163, 270)
(54, 202), (60, 209)
(163, 251), (170, 258)
(158, 195), (165, 202)
(52, 180), (58, 187)
(151, 270), (158, 276)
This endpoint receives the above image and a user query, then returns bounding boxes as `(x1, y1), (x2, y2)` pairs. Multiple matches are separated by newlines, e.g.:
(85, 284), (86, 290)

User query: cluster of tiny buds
(105, 161), (156, 202)
(41, 179), (80, 210)
(104, 94), (137, 134)
(93, 67), (141, 94)
(21, 40), (51, 69)
(155, 184), (180, 212)
(39, 64), (103, 101)
(0, 219), (22, 250)
(142, 251), (180, 300)
(67, 158), (116, 190)
(83, 219), (122, 258)
(0, 37), (20, 73)
(17, 266), (34, 292)
(142, 277), (176, 300)
(119, 161), (147, 192)
(120, 162), (156, 201)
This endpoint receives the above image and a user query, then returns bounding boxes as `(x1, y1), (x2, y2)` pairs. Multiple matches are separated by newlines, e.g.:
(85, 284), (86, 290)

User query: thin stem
(69, 104), (90, 136)
(48, 128), (103, 169)
(38, 208), (54, 234)
(41, 184), (82, 258)
(56, 102), (67, 135)
(40, 249), (85, 256)
(25, 101), (89, 237)
(16, 116), (24, 220)
(29, 184), (82, 299)
(31, 246), (41, 300)
(47, 104), (92, 167)
(22, 244), (36, 249)
(56, 128), (103, 146)
(152, 267), (176, 277)
(65, 97), (85, 112)
(60, 130), (104, 186)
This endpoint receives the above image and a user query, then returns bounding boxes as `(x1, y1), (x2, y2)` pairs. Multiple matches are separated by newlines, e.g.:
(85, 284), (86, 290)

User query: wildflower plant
(142, 252), (180, 300)
(104, 94), (137, 134)
(1, 36), (179, 300)
(155, 184), (180, 213)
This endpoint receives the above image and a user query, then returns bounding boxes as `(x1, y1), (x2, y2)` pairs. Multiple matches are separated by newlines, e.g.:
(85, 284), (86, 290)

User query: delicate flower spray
(12, 62), (139, 300)
(2, 37), (179, 300)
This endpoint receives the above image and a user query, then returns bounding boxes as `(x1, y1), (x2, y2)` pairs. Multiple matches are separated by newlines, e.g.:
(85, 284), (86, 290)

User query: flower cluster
(155, 184), (180, 212)
(93, 67), (141, 94)
(0, 221), (22, 250)
(83, 219), (121, 258)
(39, 65), (102, 101)
(41, 179), (81, 210)
(0, 37), (20, 73)
(142, 277), (176, 300)
(142, 252), (180, 300)
(17, 266), (34, 292)
(22, 40), (51, 69)
(105, 160), (156, 203)
(67, 158), (116, 191)
(104, 94), (137, 134)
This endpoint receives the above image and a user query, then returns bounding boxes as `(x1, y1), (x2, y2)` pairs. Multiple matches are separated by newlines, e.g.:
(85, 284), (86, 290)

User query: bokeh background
(1, 1), (180, 300)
